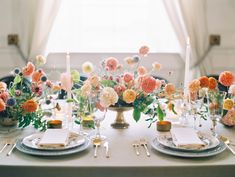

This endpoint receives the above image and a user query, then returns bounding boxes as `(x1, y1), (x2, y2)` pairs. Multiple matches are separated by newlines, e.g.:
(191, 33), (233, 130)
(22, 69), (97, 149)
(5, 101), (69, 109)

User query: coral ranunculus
(123, 89), (137, 103)
(22, 99), (38, 113)
(219, 71), (234, 87)
(198, 76), (209, 88)
(208, 77), (217, 90)
(32, 70), (45, 83)
(22, 62), (35, 76)
(137, 66), (147, 75)
(141, 76), (156, 93)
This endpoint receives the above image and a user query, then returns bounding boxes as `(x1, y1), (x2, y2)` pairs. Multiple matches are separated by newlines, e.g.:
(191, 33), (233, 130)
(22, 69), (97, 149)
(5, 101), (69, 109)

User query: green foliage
(100, 80), (117, 87)
(133, 108), (141, 122)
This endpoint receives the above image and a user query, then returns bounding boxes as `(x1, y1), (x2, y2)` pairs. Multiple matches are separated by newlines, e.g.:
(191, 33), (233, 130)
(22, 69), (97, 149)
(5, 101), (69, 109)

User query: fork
(0, 140), (11, 154)
(7, 140), (17, 156)
(132, 141), (140, 156)
(139, 138), (150, 157)
(219, 136), (235, 155)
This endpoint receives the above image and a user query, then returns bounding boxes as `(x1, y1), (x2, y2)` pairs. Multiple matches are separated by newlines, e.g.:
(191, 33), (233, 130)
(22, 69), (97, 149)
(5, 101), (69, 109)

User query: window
(46, 0), (180, 53)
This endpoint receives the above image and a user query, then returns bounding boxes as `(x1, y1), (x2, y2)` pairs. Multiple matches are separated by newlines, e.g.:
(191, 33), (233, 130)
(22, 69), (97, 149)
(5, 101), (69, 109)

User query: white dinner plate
(151, 138), (226, 158)
(157, 132), (220, 152)
(22, 132), (86, 151)
(16, 136), (90, 156)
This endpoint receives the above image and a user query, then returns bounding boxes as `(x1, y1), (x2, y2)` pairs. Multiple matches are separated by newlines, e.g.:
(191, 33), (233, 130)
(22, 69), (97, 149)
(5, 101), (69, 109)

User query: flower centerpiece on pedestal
(73, 46), (178, 129)
(0, 56), (61, 130)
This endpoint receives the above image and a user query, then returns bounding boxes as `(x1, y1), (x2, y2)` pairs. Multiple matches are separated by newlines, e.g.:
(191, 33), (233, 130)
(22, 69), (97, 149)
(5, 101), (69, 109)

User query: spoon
(93, 138), (101, 158)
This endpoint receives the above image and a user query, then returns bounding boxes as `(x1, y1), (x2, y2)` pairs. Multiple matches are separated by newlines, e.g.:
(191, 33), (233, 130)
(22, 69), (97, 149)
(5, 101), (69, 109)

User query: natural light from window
(46, 0), (180, 53)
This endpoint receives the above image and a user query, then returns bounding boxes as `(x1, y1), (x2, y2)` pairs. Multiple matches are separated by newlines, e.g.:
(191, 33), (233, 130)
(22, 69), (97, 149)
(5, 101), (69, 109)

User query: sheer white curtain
(164, 0), (211, 77)
(15, 0), (61, 60)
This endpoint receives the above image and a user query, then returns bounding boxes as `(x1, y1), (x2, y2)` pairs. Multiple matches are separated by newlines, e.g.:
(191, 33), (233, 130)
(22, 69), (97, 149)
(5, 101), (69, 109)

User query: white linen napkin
(170, 127), (205, 149)
(38, 129), (70, 148)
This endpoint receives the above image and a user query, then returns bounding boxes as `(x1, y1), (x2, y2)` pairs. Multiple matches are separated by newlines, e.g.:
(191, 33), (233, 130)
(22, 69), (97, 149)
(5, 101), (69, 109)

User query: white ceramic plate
(151, 138), (226, 158)
(157, 132), (220, 152)
(22, 132), (86, 151)
(16, 137), (90, 156)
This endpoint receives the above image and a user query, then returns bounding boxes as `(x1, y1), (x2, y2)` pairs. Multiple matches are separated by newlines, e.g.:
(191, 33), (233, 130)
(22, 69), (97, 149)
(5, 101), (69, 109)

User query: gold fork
(219, 136), (235, 155)
(132, 141), (140, 156)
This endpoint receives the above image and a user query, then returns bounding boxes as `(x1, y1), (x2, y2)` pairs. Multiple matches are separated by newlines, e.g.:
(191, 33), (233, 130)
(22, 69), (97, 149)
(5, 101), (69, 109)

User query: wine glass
(190, 91), (206, 130)
(92, 108), (107, 141)
(208, 91), (227, 136)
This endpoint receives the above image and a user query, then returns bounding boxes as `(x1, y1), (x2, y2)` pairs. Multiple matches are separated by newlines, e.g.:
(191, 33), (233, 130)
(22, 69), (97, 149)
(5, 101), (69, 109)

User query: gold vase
(108, 107), (133, 129)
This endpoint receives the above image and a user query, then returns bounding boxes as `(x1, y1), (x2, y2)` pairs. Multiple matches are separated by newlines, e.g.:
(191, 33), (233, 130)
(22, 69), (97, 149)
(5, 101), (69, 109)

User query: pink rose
(105, 57), (119, 71)
(141, 76), (156, 93)
(137, 66), (147, 75)
(139, 45), (149, 56)
(123, 72), (133, 83)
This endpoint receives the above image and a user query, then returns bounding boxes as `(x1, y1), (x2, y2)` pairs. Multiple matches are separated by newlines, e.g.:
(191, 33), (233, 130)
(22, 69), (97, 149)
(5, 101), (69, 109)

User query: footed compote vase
(108, 106), (133, 129)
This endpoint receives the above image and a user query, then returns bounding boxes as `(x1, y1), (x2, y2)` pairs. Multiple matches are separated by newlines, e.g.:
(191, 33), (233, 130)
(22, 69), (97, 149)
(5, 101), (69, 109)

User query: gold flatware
(140, 138), (150, 157)
(7, 141), (17, 156)
(93, 138), (101, 158)
(103, 141), (110, 158)
(219, 136), (235, 155)
(132, 141), (140, 156)
(0, 140), (10, 154)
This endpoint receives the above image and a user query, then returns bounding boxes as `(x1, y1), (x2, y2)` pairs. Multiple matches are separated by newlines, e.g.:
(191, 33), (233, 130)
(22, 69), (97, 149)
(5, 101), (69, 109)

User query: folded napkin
(38, 129), (69, 148)
(170, 127), (205, 149)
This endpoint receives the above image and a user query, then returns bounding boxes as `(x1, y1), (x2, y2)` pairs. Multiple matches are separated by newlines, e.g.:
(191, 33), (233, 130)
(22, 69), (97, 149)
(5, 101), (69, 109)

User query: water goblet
(208, 91), (227, 136)
(92, 109), (107, 141)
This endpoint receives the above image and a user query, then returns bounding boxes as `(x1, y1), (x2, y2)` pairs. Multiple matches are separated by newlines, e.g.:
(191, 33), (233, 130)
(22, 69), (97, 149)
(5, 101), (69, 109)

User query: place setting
(15, 129), (91, 156)
(151, 126), (227, 158)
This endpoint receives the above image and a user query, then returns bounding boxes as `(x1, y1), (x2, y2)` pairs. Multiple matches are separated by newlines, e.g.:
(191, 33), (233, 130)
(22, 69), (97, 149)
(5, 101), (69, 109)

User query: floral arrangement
(188, 71), (235, 126)
(72, 46), (179, 125)
(0, 56), (61, 130)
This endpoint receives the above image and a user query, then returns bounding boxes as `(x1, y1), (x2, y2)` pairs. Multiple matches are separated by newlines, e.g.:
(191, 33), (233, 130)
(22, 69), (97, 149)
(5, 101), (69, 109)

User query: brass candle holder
(157, 121), (171, 132)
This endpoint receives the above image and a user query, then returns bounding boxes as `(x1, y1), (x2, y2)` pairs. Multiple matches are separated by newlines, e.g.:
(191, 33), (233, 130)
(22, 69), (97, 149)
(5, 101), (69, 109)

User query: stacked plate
(16, 132), (90, 156)
(151, 132), (226, 157)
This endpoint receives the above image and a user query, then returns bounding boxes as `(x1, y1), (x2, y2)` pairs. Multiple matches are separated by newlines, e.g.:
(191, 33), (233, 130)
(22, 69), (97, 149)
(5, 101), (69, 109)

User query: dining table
(0, 109), (235, 177)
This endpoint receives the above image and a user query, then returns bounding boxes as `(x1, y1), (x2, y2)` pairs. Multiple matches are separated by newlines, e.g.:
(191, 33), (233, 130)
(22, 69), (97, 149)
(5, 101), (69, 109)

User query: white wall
(206, 0), (235, 74)
(1, 0), (235, 84)
(0, 0), (25, 76)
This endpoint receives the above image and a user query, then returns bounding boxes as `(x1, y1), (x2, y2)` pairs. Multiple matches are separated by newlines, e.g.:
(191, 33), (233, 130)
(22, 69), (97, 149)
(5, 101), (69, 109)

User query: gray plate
(157, 132), (220, 152)
(151, 138), (226, 158)
(16, 137), (90, 156)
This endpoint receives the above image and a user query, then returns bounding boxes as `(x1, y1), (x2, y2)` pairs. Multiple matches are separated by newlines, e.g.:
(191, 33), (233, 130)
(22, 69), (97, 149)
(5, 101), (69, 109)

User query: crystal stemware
(208, 91), (227, 136)
(92, 109), (107, 141)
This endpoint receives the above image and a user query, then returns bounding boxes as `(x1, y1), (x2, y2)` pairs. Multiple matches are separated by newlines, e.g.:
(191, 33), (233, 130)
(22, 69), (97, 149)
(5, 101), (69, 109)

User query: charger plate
(16, 136), (90, 156)
(151, 138), (226, 158)
(157, 132), (220, 152)
(22, 132), (85, 150)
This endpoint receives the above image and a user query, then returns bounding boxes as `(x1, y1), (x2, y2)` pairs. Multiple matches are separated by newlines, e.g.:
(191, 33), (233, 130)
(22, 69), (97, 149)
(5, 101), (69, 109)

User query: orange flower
(22, 99), (38, 113)
(137, 66), (147, 75)
(32, 70), (44, 83)
(52, 85), (61, 91)
(188, 79), (201, 93)
(141, 76), (156, 93)
(208, 77), (217, 90)
(123, 89), (137, 103)
(223, 99), (234, 110)
(22, 62), (35, 76)
(219, 71), (234, 87)
(198, 76), (209, 88)
(165, 83), (175, 95)
(0, 98), (6, 111)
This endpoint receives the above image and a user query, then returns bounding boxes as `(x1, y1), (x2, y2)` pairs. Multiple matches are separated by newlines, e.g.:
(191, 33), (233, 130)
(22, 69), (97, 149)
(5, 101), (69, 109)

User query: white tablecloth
(0, 110), (235, 177)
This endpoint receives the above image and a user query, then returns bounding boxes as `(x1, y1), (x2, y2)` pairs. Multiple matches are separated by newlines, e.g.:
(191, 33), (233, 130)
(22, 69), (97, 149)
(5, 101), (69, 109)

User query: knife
(103, 141), (110, 158)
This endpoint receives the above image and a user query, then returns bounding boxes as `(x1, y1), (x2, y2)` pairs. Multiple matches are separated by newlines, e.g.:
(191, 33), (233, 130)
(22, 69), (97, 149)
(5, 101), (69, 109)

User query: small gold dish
(157, 121), (171, 132)
(47, 120), (62, 129)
